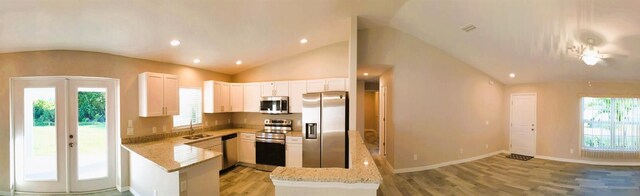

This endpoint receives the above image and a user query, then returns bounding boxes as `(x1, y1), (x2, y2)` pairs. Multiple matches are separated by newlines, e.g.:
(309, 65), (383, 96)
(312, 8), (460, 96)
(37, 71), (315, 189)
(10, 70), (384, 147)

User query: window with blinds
(173, 88), (202, 127)
(581, 97), (640, 158)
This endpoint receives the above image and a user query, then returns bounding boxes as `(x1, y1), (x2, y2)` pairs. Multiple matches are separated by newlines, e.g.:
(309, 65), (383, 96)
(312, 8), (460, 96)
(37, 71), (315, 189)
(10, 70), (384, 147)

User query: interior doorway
(11, 77), (118, 193)
(362, 82), (381, 155)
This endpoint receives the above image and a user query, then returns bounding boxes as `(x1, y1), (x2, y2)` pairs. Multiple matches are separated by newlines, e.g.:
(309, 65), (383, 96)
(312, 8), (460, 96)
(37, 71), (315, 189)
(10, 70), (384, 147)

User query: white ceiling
(0, 0), (406, 74)
(389, 0), (640, 84)
(3, 0), (640, 83)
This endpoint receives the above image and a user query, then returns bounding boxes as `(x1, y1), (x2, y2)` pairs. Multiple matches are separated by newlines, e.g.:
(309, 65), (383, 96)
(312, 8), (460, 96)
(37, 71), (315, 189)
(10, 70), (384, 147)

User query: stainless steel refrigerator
(302, 91), (349, 168)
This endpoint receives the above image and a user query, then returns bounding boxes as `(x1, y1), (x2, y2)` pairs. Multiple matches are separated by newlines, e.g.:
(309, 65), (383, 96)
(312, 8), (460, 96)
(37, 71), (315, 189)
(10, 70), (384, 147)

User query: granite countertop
(286, 131), (303, 137)
(122, 128), (260, 172)
(270, 130), (382, 184)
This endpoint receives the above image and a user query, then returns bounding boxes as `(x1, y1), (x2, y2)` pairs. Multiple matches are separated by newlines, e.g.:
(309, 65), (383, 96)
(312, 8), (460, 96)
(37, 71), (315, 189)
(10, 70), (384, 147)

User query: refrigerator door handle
(306, 123), (317, 139)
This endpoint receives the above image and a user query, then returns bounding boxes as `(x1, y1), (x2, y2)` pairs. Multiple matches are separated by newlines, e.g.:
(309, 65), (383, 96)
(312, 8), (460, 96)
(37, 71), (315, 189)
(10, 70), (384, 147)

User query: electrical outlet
(163, 126), (167, 132)
(128, 120), (133, 128)
(126, 128), (134, 135)
(413, 154), (418, 160)
(460, 148), (464, 154)
(152, 127), (157, 133)
(297, 120), (301, 126)
(228, 119), (231, 124)
(215, 120), (218, 126)
(244, 118), (247, 123)
(570, 149), (574, 154)
(205, 121), (209, 127)
(485, 144), (489, 149)
(180, 181), (187, 192)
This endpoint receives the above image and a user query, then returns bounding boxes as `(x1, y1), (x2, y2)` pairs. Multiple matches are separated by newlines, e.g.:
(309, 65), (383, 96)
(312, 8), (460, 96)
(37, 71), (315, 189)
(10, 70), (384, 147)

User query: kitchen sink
(183, 134), (212, 140)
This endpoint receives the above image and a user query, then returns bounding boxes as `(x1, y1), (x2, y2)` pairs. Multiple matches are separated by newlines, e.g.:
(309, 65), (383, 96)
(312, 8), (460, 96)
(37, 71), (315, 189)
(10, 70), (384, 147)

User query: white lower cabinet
(286, 136), (302, 167)
(238, 133), (256, 164)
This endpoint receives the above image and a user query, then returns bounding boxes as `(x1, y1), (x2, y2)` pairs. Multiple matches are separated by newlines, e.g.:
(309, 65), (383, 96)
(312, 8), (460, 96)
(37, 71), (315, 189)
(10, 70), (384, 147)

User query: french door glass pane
(24, 88), (57, 181)
(77, 88), (108, 180)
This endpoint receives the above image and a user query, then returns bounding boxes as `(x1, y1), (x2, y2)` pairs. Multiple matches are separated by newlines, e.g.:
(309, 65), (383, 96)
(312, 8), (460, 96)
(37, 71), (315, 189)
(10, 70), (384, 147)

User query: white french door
(509, 93), (537, 156)
(12, 77), (117, 193)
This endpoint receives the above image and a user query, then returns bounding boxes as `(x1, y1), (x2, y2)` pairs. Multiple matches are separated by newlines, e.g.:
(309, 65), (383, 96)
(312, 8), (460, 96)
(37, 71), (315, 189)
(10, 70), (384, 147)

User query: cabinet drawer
(241, 133), (255, 141)
(286, 136), (302, 144)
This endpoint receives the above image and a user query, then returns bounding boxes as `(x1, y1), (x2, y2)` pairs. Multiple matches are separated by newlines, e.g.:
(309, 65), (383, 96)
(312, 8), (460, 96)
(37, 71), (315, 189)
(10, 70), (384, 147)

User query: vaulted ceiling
(2, 0), (640, 83)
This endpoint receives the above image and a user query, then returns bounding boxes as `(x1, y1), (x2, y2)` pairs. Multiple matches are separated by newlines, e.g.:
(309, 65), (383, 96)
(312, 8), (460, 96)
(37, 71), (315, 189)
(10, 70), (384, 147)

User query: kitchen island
(122, 128), (259, 196)
(270, 130), (382, 196)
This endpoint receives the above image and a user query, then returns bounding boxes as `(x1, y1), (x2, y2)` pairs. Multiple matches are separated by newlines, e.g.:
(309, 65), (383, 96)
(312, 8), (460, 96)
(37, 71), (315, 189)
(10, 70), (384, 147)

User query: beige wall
(364, 91), (378, 130)
(359, 27), (505, 169)
(231, 42), (348, 83)
(0, 50), (232, 191)
(504, 81), (640, 162)
(357, 80), (365, 133)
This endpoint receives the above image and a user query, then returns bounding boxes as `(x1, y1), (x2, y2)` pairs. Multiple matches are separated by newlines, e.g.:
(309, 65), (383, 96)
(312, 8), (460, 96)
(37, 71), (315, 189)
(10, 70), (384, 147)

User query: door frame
(10, 76), (120, 194)
(509, 93), (537, 156)
(379, 85), (387, 156)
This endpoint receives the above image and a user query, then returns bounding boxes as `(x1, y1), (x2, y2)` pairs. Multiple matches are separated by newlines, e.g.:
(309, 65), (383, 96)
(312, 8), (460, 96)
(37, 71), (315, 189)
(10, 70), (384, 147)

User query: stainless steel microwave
(260, 96), (289, 114)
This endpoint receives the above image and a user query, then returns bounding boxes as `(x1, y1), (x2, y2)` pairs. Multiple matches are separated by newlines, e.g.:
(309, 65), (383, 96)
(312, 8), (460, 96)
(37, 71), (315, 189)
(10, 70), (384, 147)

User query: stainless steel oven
(255, 119), (291, 171)
(260, 96), (289, 114)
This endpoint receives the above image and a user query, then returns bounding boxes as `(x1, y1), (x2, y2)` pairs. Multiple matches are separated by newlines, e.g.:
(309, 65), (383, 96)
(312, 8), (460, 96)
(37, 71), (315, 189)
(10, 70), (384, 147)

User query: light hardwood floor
(218, 138), (640, 196)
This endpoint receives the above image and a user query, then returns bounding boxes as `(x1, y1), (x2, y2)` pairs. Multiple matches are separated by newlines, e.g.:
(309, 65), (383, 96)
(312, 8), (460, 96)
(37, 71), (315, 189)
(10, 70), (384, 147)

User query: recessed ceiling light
(300, 38), (308, 44)
(235, 60), (242, 65)
(364, 73), (369, 76)
(170, 40), (181, 46)
(193, 58), (201, 64)
(509, 73), (515, 78)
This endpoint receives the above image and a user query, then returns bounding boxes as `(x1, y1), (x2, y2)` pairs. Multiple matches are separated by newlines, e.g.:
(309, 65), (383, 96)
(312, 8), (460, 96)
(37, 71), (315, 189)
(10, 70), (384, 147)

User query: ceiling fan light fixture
(581, 49), (601, 66)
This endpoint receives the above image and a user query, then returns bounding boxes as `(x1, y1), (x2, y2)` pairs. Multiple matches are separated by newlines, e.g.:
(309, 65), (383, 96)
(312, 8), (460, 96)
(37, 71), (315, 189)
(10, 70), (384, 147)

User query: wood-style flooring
(218, 137), (640, 196)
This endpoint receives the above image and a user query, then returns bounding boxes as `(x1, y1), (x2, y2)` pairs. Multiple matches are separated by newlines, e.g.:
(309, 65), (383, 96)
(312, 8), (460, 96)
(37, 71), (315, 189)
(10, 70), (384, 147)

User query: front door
(510, 93), (537, 156)
(12, 77), (117, 193)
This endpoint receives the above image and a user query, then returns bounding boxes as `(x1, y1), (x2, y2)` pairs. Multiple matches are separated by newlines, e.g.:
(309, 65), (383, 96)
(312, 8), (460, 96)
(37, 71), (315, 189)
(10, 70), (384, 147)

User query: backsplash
(231, 112), (302, 131)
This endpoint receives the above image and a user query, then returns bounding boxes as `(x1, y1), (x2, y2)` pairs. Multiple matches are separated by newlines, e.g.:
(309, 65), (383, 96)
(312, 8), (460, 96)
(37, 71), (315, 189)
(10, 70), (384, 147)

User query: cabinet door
(213, 82), (223, 113)
(325, 78), (346, 91)
(203, 81), (214, 113)
(261, 82), (274, 97)
(306, 79), (326, 93)
(229, 84), (244, 112)
(220, 83), (230, 112)
(286, 143), (302, 167)
(140, 72), (165, 117)
(288, 81), (306, 113)
(274, 82), (289, 96)
(243, 83), (261, 112)
(239, 139), (256, 164)
(163, 74), (180, 115)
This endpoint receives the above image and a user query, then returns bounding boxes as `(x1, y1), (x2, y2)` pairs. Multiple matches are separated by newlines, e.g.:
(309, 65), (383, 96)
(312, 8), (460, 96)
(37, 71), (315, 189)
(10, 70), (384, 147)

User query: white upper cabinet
(306, 78), (348, 93)
(306, 79), (326, 93)
(139, 72), (179, 117)
(261, 81), (289, 96)
(204, 81), (230, 113)
(243, 83), (261, 112)
(229, 83), (244, 112)
(325, 78), (347, 91)
(288, 81), (306, 113)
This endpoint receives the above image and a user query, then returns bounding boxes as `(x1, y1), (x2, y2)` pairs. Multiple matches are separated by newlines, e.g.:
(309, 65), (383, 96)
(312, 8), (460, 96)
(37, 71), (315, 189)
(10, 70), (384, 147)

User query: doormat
(506, 154), (534, 161)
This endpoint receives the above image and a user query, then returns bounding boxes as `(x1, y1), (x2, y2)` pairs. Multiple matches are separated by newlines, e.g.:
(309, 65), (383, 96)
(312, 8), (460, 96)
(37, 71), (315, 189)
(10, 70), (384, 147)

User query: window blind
(173, 88), (202, 127)
(581, 97), (640, 159)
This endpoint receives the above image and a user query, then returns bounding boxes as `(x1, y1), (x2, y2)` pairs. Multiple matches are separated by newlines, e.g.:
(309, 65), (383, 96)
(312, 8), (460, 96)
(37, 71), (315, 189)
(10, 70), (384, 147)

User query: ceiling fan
(568, 38), (617, 66)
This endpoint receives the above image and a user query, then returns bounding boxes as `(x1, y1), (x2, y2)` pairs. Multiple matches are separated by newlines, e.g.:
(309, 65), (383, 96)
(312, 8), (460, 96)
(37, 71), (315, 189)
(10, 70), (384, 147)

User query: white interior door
(379, 86), (387, 156)
(12, 77), (117, 193)
(510, 93), (537, 156)
(68, 79), (117, 192)
(13, 78), (68, 192)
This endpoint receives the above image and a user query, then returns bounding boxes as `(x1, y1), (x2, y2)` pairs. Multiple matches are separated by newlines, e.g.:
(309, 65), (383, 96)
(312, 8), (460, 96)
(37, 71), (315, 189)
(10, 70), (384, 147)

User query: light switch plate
(215, 120), (218, 126)
(163, 126), (167, 132)
(152, 127), (157, 133)
(126, 128), (134, 135)
(180, 181), (187, 192)
(228, 119), (231, 124)
(128, 120), (133, 128)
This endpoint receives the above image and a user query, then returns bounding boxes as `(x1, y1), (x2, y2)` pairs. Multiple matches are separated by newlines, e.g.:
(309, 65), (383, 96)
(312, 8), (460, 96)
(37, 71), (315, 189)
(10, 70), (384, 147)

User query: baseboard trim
(535, 155), (640, 166)
(392, 150), (508, 174)
(116, 186), (130, 192)
(129, 188), (141, 196)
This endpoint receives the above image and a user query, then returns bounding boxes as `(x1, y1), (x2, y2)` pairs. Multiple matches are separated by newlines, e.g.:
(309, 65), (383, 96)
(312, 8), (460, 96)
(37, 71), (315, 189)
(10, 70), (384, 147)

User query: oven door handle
(256, 138), (286, 144)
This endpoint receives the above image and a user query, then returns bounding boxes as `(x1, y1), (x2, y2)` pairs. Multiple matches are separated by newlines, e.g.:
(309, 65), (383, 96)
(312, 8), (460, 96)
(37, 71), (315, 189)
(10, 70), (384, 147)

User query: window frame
(173, 86), (203, 129)
(580, 96), (640, 152)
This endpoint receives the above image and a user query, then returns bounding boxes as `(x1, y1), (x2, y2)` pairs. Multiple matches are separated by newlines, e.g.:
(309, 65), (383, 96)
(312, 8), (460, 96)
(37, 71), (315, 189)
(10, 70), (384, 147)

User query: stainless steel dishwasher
(221, 133), (238, 170)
